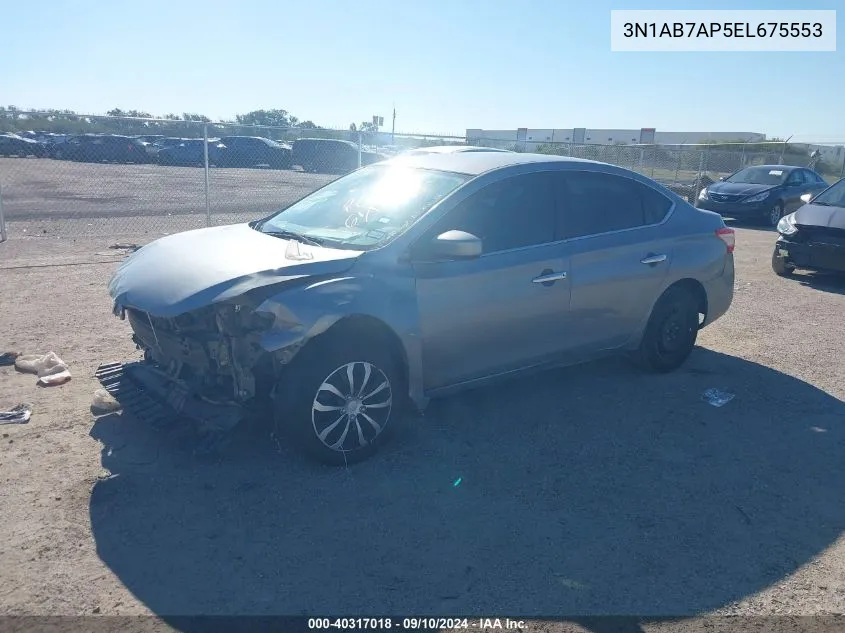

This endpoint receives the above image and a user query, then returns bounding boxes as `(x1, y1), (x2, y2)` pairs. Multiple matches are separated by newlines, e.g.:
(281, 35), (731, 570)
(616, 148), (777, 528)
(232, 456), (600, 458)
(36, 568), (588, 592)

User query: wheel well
(306, 314), (409, 388)
(667, 278), (708, 326)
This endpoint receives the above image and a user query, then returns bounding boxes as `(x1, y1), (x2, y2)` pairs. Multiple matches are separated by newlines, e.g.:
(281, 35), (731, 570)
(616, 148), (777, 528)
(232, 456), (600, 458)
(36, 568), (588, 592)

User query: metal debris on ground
(15, 352), (72, 386)
(0, 403), (33, 425)
(91, 388), (122, 415)
(109, 243), (141, 252)
(702, 388), (735, 407)
(0, 352), (20, 367)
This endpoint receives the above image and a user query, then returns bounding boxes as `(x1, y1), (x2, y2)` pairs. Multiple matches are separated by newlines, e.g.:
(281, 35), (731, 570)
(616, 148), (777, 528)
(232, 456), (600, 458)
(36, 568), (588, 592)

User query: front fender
(251, 272), (426, 408)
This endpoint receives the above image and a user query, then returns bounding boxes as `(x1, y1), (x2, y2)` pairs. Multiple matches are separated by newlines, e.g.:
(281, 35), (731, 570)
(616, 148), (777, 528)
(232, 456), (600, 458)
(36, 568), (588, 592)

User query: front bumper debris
(95, 361), (244, 435)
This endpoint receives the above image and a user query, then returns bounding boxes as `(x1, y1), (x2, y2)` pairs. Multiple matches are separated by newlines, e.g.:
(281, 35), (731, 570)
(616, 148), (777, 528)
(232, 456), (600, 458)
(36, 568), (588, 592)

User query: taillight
(716, 227), (735, 253)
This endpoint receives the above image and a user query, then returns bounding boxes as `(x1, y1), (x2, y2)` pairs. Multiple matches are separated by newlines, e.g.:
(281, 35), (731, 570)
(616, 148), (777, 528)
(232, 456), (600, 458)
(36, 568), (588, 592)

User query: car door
(412, 171), (572, 390)
(554, 170), (676, 353)
(783, 170), (808, 212)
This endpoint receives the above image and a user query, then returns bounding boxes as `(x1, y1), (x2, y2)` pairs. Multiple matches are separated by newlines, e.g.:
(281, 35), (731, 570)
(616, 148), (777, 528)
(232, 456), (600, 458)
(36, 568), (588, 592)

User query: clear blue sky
(2, 0), (842, 141)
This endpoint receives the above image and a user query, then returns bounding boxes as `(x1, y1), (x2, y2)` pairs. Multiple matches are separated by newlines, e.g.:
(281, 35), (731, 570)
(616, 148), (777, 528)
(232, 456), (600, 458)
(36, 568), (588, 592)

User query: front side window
(727, 166), (788, 185)
(785, 170), (804, 185)
(257, 164), (469, 250)
(428, 172), (556, 254)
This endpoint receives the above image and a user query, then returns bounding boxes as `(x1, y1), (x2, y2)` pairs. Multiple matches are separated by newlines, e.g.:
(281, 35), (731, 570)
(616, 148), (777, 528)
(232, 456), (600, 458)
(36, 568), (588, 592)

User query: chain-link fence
(1, 112), (843, 243)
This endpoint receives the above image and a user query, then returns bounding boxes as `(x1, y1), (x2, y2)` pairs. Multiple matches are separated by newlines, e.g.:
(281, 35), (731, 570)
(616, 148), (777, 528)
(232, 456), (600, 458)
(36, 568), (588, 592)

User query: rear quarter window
(640, 183), (673, 224)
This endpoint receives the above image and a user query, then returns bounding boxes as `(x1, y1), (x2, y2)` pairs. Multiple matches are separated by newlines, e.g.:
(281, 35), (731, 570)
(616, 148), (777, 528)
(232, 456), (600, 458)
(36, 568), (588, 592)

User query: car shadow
(792, 270), (845, 296)
(89, 348), (845, 631)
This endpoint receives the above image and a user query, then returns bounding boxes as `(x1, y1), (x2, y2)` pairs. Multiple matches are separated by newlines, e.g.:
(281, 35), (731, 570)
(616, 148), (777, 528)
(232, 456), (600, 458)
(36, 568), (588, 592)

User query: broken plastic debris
(38, 370), (72, 386)
(91, 389), (122, 415)
(0, 403), (32, 425)
(15, 352), (72, 386)
(0, 352), (20, 367)
(702, 388), (735, 407)
(556, 577), (587, 590)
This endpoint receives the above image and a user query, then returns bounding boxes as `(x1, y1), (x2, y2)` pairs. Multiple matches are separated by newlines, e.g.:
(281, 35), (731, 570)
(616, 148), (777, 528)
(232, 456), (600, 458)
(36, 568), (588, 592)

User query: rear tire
(274, 333), (399, 466)
(771, 247), (794, 277)
(635, 285), (699, 373)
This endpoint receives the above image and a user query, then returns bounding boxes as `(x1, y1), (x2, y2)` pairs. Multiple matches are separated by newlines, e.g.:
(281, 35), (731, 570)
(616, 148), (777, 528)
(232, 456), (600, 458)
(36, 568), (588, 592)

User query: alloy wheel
(311, 361), (392, 453)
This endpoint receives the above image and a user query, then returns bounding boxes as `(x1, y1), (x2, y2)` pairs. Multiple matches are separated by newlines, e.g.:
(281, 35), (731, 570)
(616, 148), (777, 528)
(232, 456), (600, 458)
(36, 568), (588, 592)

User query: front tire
(275, 334), (398, 465)
(771, 247), (794, 277)
(767, 202), (784, 228)
(635, 285), (699, 373)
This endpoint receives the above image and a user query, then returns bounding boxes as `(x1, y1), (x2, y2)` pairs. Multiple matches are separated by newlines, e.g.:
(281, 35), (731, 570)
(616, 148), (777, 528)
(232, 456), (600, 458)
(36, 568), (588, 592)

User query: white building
(465, 127), (767, 149)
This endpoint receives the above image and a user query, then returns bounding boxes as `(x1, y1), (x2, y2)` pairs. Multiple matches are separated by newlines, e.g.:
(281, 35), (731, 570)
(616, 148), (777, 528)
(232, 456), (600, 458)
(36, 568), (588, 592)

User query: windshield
(809, 178), (845, 208)
(726, 166), (789, 185)
(258, 164), (469, 249)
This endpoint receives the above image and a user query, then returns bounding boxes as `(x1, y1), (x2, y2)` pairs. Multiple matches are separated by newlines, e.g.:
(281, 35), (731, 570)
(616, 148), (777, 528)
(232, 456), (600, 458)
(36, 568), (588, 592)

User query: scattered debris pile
(15, 351), (72, 386)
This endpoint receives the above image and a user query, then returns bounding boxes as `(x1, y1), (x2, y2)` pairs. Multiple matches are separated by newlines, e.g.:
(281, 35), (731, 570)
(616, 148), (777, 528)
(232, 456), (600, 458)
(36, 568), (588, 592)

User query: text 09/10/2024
(610, 9), (836, 52)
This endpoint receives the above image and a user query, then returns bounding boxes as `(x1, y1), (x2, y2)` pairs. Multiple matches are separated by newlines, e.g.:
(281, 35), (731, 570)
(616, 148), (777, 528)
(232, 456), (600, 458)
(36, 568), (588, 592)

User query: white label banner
(611, 10), (836, 52)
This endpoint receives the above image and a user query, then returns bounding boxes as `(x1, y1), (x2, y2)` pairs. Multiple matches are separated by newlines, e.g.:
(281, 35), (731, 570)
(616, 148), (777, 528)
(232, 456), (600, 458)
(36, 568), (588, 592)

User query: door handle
(640, 253), (667, 265)
(532, 271), (567, 284)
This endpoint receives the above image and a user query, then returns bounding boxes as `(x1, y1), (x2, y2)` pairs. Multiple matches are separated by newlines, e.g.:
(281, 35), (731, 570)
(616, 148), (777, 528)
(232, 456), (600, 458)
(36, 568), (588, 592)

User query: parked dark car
(156, 139), (224, 167)
(0, 134), (46, 157)
(772, 177), (845, 276)
(361, 150), (388, 166)
(292, 138), (359, 174)
(216, 136), (292, 169)
(106, 152), (735, 465)
(696, 165), (829, 227)
(53, 134), (151, 164)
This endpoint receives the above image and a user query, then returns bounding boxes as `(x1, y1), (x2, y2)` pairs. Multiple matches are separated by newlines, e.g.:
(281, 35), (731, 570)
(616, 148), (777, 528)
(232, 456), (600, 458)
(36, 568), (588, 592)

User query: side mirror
(719, 176), (726, 181)
(429, 230), (482, 260)
(800, 193), (813, 204)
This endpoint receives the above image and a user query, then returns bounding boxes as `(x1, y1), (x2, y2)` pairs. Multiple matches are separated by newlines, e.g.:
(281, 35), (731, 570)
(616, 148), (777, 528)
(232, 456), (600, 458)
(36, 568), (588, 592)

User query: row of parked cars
(0, 132), (389, 175)
(692, 163), (845, 278)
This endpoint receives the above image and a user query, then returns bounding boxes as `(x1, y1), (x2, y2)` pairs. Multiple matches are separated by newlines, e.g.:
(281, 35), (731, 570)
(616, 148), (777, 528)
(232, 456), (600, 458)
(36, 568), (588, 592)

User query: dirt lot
(1, 215), (844, 631)
(0, 157), (335, 239)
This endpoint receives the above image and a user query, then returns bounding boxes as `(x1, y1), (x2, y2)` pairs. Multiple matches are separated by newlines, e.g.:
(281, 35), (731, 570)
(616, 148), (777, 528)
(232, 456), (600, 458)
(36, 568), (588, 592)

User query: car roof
(383, 151), (601, 176)
(406, 145), (513, 154)
(748, 164), (799, 171)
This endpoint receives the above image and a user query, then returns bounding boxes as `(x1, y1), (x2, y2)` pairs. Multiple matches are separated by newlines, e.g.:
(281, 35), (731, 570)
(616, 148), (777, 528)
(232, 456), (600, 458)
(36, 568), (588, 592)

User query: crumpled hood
(708, 182), (776, 197)
(109, 223), (363, 317)
(793, 202), (845, 230)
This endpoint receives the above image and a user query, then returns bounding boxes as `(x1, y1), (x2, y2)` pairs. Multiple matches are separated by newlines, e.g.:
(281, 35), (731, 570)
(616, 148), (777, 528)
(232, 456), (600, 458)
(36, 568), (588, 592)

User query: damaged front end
(123, 301), (278, 407)
(100, 300), (297, 436)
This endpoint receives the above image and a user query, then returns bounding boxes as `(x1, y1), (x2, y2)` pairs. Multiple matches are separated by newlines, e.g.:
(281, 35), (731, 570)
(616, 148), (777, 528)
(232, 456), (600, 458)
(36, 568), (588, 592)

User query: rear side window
(555, 171), (673, 239)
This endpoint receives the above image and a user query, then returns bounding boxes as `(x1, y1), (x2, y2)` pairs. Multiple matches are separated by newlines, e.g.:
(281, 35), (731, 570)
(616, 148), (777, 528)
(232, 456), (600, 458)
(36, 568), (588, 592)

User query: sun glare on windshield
(359, 167), (424, 209)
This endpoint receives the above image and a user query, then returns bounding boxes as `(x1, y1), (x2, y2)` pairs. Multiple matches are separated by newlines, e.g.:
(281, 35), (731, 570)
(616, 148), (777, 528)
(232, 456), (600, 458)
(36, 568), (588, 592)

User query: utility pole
(392, 105), (396, 145)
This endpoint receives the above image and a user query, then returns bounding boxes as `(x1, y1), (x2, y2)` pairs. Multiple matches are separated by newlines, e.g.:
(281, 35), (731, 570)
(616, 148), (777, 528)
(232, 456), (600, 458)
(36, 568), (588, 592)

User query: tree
(235, 109), (293, 128)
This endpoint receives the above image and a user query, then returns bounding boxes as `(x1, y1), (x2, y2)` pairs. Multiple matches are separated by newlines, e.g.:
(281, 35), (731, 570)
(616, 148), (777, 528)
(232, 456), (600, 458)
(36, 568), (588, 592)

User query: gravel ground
(0, 157), (335, 239)
(0, 209), (844, 631)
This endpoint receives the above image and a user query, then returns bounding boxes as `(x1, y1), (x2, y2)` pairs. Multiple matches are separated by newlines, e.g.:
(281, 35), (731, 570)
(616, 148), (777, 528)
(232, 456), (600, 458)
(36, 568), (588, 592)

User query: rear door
(804, 169), (830, 198)
(553, 170), (675, 352)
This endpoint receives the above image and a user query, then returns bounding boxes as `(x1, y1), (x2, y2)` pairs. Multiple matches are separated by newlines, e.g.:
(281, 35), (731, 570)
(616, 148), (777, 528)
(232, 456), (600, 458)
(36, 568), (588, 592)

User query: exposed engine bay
(125, 303), (276, 405)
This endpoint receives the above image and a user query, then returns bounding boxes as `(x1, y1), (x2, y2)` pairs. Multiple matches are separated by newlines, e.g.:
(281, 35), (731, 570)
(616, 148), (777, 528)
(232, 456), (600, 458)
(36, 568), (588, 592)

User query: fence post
(203, 124), (211, 228)
(0, 182), (6, 243)
(673, 149), (682, 186)
(357, 132), (362, 168)
(839, 159), (845, 181)
(697, 150), (705, 186)
(650, 145), (656, 179)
